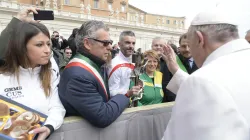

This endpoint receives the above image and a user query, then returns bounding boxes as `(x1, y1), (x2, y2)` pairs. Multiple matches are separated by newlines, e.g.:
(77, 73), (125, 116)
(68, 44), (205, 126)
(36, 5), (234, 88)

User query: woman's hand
(29, 126), (51, 140)
(16, 7), (39, 23)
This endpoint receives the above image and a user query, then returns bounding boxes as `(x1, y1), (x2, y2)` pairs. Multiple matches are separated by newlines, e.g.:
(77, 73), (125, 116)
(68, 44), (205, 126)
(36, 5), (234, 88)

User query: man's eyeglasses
(66, 52), (72, 54)
(87, 38), (113, 47)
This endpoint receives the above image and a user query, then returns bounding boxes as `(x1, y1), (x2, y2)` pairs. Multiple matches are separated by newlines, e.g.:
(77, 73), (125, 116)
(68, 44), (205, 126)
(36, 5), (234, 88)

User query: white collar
(19, 66), (41, 75)
(118, 51), (132, 63)
(202, 39), (250, 66)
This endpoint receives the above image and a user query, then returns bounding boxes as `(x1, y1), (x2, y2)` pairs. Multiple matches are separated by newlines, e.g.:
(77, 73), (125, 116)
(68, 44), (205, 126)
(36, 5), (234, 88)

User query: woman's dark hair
(0, 22), (52, 97)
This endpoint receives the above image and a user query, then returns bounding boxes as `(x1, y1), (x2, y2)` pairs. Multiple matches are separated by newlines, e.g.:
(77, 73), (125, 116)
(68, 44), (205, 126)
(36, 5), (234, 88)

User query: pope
(161, 8), (250, 140)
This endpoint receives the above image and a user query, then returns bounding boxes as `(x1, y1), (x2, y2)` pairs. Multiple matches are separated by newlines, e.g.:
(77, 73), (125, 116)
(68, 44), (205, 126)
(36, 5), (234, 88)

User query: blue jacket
(59, 50), (130, 128)
(0, 134), (14, 140)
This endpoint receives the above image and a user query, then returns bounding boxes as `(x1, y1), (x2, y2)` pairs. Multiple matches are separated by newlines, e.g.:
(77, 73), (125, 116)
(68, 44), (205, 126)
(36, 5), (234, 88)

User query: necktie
(189, 59), (193, 69)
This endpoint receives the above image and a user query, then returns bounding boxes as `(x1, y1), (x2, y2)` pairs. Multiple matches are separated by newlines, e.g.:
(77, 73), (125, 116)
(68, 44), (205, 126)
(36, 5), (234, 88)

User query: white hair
(75, 20), (109, 51)
(188, 24), (239, 43)
(151, 37), (166, 46)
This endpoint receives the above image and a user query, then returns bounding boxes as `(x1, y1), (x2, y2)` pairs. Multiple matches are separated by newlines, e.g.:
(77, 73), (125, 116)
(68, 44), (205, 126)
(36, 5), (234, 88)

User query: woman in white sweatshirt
(0, 8), (65, 140)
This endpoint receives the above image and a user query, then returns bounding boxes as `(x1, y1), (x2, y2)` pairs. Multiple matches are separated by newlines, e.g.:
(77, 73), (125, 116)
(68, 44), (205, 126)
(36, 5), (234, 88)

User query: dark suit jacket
(59, 50), (129, 128)
(160, 55), (198, 102)
(178, 54), (198, 74)
(160, 58), (176, 102)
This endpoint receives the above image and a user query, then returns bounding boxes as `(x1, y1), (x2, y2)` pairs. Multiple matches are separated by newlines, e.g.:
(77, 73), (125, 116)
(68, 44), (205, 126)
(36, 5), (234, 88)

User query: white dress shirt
(162, 39), (250, 140)
(108, 51), (133, 97)
(188, 57), (194, 68)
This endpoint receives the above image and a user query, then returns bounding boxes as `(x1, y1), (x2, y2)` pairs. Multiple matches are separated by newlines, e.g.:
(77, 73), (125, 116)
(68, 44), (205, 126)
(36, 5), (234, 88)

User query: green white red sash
(66, 54), (108, 100)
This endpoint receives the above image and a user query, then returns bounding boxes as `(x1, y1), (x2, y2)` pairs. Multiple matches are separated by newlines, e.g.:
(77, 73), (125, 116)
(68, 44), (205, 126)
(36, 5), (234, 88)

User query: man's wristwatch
(125, 92), (130, 98)
(125, 93), (129, 98)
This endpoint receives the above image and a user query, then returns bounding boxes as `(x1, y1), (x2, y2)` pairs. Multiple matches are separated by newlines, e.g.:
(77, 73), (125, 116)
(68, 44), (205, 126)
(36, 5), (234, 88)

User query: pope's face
(187, 29), (205, 68)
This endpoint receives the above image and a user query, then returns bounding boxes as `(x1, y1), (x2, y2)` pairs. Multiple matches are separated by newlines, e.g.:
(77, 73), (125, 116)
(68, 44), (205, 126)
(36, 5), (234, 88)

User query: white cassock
(162, 39), (250, 140)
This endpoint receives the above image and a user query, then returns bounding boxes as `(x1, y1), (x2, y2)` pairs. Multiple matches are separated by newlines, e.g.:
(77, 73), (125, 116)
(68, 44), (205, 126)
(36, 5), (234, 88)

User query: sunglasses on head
(87, 38), (113, 47)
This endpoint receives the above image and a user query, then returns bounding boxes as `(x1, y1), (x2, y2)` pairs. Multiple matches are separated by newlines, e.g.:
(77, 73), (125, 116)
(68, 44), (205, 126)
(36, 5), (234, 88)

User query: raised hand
(161, 44), (179, 74)
(16, 7), (39, 23)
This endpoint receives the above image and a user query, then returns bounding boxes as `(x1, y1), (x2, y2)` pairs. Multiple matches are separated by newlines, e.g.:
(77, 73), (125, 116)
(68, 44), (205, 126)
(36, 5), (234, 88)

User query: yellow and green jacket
(137, 71), (164, 106)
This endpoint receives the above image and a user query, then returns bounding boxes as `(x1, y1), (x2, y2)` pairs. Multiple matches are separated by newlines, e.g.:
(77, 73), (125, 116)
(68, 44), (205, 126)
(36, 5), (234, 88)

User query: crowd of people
(0, 6), (250, 140)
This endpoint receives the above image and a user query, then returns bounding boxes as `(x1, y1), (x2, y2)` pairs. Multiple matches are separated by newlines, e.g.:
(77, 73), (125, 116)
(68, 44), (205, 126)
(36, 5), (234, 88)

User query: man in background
(51, 31), (68, 50)
(108, 31), (136, 97)
(59, 47), (72, 73)
(51, 31), (68, 66)
(151, 37), (176, 102)
(178, 33), (198, 74)
(111, 44), (120, 58)
(64, 47), (72, 59)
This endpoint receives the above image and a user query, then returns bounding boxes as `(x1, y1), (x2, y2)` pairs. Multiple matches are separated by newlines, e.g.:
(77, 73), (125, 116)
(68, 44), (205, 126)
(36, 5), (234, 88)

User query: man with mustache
(178, 33), (198, 74)
(108, 31), (136, 97)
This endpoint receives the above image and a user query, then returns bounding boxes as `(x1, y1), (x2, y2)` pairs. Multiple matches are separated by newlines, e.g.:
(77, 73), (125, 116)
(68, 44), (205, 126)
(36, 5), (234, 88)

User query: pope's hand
(161, 44), (179, 74)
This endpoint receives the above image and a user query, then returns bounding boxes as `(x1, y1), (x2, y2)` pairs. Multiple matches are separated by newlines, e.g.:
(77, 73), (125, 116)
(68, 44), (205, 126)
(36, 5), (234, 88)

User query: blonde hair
(143, 50), (160, 70)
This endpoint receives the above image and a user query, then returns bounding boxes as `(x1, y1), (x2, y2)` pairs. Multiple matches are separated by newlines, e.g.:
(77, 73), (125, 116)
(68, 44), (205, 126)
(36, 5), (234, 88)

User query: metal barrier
(48, 102), (174, 140)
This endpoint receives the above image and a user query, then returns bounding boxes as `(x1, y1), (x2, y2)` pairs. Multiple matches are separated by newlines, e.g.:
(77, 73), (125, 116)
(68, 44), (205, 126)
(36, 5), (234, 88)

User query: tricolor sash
(66, 54), (108, 100)
(176, 55), (187, 73)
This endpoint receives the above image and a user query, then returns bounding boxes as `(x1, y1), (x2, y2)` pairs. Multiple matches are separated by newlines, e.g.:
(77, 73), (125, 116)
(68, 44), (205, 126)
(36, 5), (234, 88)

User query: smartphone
(34, 10), (54, 20)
